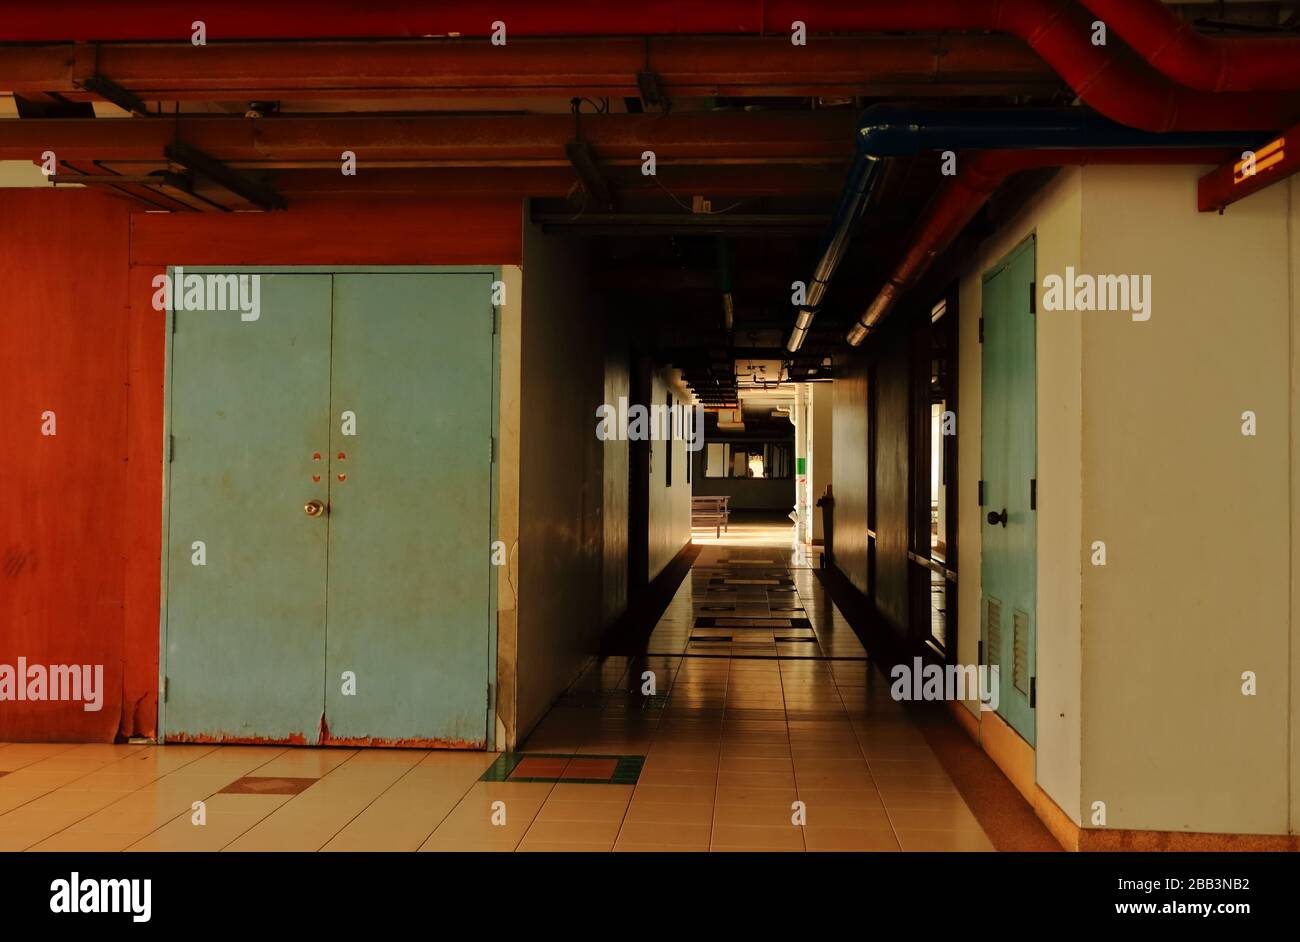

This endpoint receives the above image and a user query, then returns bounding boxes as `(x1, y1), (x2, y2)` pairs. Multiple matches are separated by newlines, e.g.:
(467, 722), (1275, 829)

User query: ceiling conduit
(7, 2), (1300, 132)
(785, 104), (1252, 353)
(1075, 0), (1300, 92)
(843, 146), (1247, 347)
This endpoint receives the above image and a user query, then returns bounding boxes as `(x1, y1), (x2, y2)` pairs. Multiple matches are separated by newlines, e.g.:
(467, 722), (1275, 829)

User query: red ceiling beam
(0, 1), (771, 40)
(1197, 123), (1299, 212)
(1, 35), (1059, 101)
(3, 1), (1299, 132)
(0, 112), (855, 165)
(270, 165), (844, 198)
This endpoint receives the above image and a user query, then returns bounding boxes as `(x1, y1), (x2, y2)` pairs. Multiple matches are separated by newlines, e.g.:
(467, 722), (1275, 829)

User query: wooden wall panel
(0, 190), (132, 741)
(2, 189), (523, 742)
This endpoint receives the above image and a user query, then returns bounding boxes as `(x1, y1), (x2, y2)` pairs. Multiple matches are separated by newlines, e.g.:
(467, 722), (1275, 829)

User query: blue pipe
(786, 104), (1257, 353)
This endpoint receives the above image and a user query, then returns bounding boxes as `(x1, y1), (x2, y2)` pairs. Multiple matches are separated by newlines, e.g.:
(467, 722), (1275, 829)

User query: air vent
(985, 597), (1002, 668)
(1013, 609), (1030, 695)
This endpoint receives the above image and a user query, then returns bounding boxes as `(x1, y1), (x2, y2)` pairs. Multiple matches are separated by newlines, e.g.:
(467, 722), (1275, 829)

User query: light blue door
(164, 274), (333, 743)
(323, 274), (494, 746)
(163, 270), (494, 747)
(980, 237), (1037, 745)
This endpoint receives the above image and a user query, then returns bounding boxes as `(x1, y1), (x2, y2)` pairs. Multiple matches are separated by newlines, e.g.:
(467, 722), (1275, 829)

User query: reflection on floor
(0, 519), (994, 852)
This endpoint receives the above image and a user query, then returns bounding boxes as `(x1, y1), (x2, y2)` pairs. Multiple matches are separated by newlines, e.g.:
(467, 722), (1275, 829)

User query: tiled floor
(0, 519), (992, 852)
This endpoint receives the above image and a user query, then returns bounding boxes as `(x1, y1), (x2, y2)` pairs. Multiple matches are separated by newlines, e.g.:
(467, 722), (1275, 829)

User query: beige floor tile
(517, 840), (614, 852)
(636, 767), (716, 788)
(803, 826), (901, 851)
(521, 819), (622, 844)
(629, 783), (716, 805)
(0, 744), (80, 772)
(27, 831), (143, 852)
(710, 823), (805, 851)
(623, 801), (713, 826)
(888, 805), (983, 831)
(715, 783), (797, 804)
(0, 828), (59, 851)
(616, 821), (712, 846)
(534, 799), (630, 824)
(712, 802), (796, 827)
(895, 828), (996, 852)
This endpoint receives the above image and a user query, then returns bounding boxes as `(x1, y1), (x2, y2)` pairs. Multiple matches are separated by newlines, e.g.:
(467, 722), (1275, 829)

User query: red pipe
(1076, 0), (1300, 92)
(3, 1), (1297, 132)
(847, 147), (1235, 342)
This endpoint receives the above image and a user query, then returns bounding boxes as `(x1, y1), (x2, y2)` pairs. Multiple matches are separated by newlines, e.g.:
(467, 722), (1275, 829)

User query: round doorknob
(304, 499), (326, 517)
(987, 509), (1007, 527)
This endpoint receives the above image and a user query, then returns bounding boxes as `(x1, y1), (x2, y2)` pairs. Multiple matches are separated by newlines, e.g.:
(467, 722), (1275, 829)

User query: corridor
(0, 522), (999, 852)
(4, 0), (1300, 881)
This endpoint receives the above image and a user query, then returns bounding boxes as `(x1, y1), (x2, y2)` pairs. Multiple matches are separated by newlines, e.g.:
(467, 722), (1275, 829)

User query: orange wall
(0, 188), (522, 742)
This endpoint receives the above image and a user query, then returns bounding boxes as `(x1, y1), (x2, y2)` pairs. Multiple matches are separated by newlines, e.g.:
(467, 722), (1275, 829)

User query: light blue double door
(163, 270), (495, 747)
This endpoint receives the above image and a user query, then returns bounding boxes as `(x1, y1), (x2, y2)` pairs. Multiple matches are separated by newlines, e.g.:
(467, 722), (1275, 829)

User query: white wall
(1078, 165), (1291, 835)
(958, 164), (1300, 836)
(810, 382), (834, 542)
(957, 168), (1085, 823)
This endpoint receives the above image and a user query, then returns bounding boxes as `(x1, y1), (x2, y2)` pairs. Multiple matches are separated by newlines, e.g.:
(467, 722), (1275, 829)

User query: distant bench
(691, 496), (730, 538)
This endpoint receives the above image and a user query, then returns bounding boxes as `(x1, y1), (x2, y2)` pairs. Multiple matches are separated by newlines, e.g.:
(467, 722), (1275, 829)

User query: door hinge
(977, 479), (984, 506)
(977, 639), (983, 666)
(167, 434), (174, 463)
(490, 306), (498, 335)
(1030, 478), (1037, 510)
(1028, 282), (1036, 314)
(489, 435), (496, 464)
(486, 683), (492, 708)
(978, 317), (984, 343)
(1029, 676), (1037, 708)
(169, 309), (176, 334)
(164, 676), (169, 702)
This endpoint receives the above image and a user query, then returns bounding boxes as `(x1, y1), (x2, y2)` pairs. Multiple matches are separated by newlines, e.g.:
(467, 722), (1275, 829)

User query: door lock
(987, 508), (1008, 527)
(304, 499), (327, 517)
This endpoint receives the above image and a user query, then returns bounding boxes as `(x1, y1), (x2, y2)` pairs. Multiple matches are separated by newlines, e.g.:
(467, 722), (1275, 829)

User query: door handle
(987, 509), (1007, 527)
(304, 499), (326, 517)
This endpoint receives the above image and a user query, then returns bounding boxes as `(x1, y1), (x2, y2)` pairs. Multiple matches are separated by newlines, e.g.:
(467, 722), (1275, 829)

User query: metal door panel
(323, 273), (493, 746)
(980, 238), (1037, 745)
(163, 273), (332, 743)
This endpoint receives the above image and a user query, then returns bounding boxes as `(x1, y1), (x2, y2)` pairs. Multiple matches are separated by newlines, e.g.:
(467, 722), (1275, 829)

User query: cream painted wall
(0, 161), (56, 187)
(1078, 165), (1291, 835)
(956, 168), (1085, 824)
(495, 264), (523, 749)
(810, 382), (834, 542)
(647, 369), (693, 580)
(1290, 177), (1300, 836)
(958, 163), (1298, 836)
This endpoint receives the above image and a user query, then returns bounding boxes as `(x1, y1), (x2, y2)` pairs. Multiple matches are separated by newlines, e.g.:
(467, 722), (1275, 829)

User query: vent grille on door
(1013, 609), (1030, 695)
(986, 597), (1002, 668)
